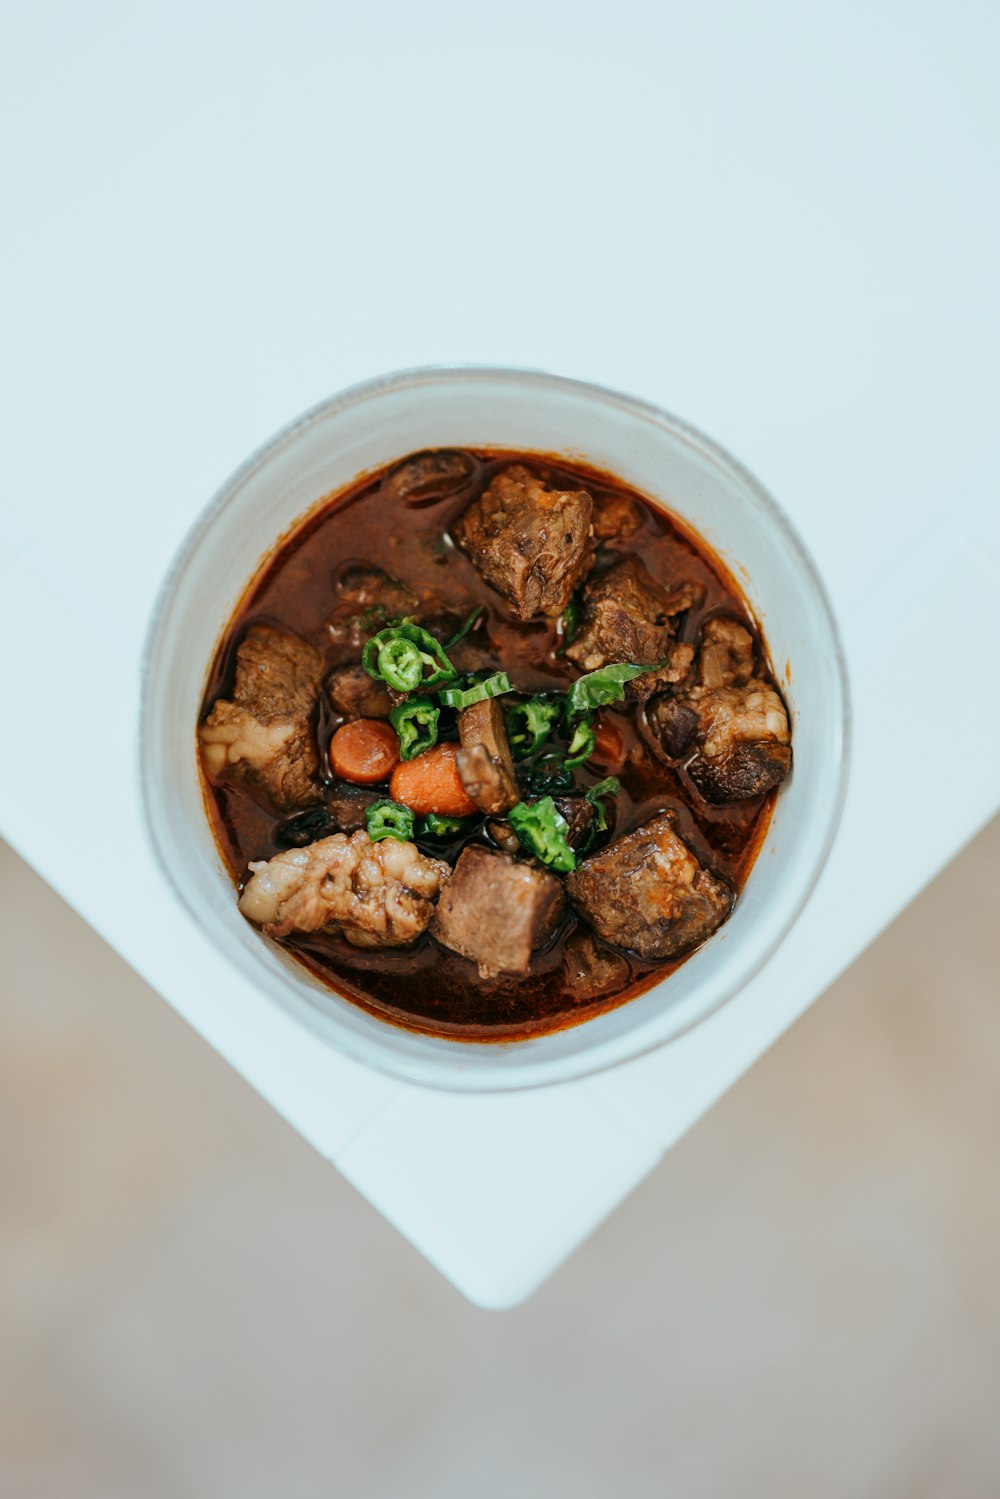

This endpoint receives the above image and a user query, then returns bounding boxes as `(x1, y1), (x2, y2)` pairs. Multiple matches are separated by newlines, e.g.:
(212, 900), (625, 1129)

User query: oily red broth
(201, 450), (778, 1041)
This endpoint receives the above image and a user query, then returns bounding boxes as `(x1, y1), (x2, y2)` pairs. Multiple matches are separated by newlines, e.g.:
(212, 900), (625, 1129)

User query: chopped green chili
(416, 812), (474, 838)
(506, 697), (562, 760)
(362, 621), (457, 691)
(564, 718), (597, 767)
(438, 671), (512, 710)
(508, 797), (577, 873)
(443, 606), (484, 650)
(565, 662), (647, 718)
(389, 700), (440, 760)
(365, 798), (415, 843)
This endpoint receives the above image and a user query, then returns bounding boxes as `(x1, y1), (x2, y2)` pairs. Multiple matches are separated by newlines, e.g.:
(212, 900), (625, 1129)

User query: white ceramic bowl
(140, 367), (850, 1092)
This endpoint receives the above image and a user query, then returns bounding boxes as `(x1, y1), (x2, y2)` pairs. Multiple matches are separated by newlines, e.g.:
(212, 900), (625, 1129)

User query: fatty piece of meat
(565, 556), (704, 672)
(647, 617), (791, 802)
(625, 641), (696, 702)
(238, 831), (450, 947)
(562, 929), (630, 1001)
(455, 698), (519, 815)
(327, 664), (393, 720)
(199, 625), (323, 811)
(324, 781), (381, 833)
(452, 464), (595, 620)
(566, 811), (732, 960)
(383, 450), (475, 505)
(431, 845), (565, 978)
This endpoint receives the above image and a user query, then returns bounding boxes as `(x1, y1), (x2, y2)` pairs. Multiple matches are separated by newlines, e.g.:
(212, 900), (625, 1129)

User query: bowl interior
(141, 368), (849, 1091)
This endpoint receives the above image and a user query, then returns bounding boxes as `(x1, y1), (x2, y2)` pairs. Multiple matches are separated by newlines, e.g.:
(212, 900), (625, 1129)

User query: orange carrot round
(389, 743), (477, 816)
(328, 719), (400, 785)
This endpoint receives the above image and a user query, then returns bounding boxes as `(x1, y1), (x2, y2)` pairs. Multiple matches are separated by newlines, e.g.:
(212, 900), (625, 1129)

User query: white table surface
(3, 3), (998, 1306)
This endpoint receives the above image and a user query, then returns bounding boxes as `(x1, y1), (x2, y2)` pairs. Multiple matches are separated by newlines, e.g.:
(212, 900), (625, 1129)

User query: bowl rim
(138, 363), (852, 1092)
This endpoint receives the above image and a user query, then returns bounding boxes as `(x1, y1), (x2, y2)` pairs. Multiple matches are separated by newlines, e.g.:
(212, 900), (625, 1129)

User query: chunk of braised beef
(647, 618), (792, 802)
(431, 845), (565, 978)
(565, 556), (704, 672)
(326, 663), (394, 720)
(198, 625), (323, 812)
(566, 811), (732, 960)
(452, 464), (595, 620)
(590, 493), (644, 545)
(325, 566), (421, 664)
(324, 780), (381, 832)
(455, 698), (519, 815)
(383, 450), (476, 505)
(562, 929), (630, 1001)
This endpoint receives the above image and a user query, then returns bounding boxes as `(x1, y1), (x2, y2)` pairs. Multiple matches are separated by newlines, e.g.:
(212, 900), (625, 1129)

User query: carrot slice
(390, 743), (477, 817)
(328, 719), (400, 785)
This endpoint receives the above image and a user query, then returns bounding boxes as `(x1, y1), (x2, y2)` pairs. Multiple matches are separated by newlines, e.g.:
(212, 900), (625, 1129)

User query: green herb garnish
(506, 697), (562, 760)
(443, 606), (484, 650)
(438, 671), (512, 710)
(389, 699), (440, 760)
(564, 719), (597, 767)
(365, 798), (416, 843)
(508, 797), (577, 873)
(565, 662), (647, 718)
(362, 621), (457, 692)
(416, 812), (475, 838)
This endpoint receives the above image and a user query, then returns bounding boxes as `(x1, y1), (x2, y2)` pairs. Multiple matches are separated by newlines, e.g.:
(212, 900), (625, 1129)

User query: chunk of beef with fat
(566, 811), (732, 960)
(565, 555), (704, 673)
(431, 846), (565, 978)
(238, 831), (450, 947)
(199, 625), (323, 811)
(562, 929), (630, 1001)
(455, 698), (519, 815)
(591, 493), (644, 545)
(327, 664), (393, 720)
(452, 464), (594, 620)
(647, 617), (791, 802)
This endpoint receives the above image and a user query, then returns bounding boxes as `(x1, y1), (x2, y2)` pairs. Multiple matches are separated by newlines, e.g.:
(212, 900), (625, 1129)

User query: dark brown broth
(201, 450), (778, 1041)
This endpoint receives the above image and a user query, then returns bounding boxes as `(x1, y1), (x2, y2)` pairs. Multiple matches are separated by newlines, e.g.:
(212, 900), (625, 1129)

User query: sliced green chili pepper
(438, 671), (512, 710)
(362, 621), (458, 691)
(389, 699), (440, 761)
(565, 662), (647, 718)
(416, 812), (475, 838)
(564, 718), (597, 767)
(521, 753), (575, 796)
(584, 776), (621, 833)
(506, 697), (562, 760)
(443, 606), (484, 650)
(365, 798), (415, 843)
(508, 797), (577, 874)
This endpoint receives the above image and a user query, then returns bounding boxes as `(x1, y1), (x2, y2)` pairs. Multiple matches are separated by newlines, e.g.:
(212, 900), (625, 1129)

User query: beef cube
(452, 464), (594, 620)
(325, 565), (421, 664)
(591, 493), (644, 544)
(456, 697), (519, 815)
(199, 625), (323, 811)
(566, 811), (732, 960)
(565, 556), (704, 672)
(647, 617), (792, 802)
(327, 663), (394, 720)
(431, 846), (565, 977)
(562, 929), (630, 1000)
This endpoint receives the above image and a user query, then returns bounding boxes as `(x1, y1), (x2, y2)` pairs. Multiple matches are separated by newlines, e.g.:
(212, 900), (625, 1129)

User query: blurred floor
(1, 822), (998, 1499)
